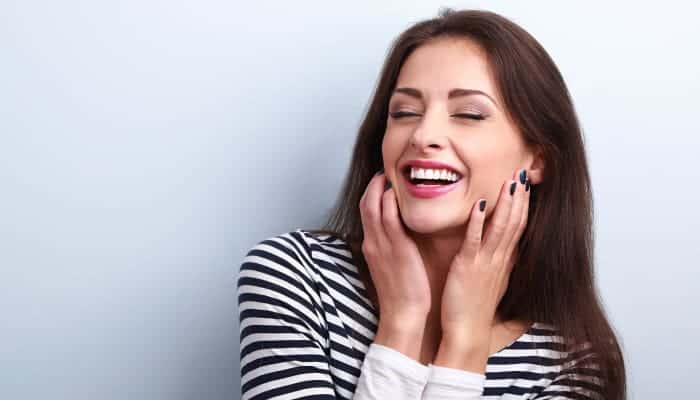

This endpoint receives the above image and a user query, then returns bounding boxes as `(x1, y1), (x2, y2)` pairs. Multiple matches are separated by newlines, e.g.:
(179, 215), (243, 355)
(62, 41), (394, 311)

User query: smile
(401, 169), (463, 199)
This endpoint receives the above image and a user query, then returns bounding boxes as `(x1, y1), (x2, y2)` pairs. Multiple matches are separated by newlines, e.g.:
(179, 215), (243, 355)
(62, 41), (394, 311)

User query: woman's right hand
(359, 170), (432, 349)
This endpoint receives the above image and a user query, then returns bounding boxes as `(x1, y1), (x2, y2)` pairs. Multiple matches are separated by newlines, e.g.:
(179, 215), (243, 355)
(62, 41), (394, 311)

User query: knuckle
(507, 217), (520, 232)
(382, 188), (393, 202)
(381, 213), (391, 227)
(381, 204), (392, 222)
(492, 251), (506, 264)
(469, 232), (482, 242)
(453, 252), (468, 265)
(361, 241), (376, 256)
(362, 203), (377, 219)
(492, 221), (507, 234)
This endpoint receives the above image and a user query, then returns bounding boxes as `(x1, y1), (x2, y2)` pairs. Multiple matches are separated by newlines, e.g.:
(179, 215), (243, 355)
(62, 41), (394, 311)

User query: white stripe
(238, 232), (605, 399)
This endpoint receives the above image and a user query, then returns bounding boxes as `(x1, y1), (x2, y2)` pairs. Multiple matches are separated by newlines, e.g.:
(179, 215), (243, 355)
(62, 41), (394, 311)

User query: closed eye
(389, 111), (485, 120)
(389, 111), (419, 119)
(453, 113), (486, 120)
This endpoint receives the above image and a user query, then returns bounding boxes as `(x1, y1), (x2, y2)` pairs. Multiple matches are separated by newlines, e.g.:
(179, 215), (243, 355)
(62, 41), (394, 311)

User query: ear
(525, 145), (545, 185)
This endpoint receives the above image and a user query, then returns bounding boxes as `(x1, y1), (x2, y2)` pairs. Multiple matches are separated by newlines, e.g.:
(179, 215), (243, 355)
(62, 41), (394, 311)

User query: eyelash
(389, 111), (486, 120)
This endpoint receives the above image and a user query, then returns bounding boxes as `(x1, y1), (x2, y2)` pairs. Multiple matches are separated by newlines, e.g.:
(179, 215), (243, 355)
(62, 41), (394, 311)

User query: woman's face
(382, 36), (541, 235)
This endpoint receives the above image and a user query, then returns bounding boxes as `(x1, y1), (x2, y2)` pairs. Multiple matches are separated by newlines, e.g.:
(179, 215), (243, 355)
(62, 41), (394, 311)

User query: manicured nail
(519, 169), (527, 185)
(375, 168), (384, 176)
(479, 199), (486, 212)
(510, 181), (517, 195)
(384, 179), (392, 191)
(525, 179), (530, 192)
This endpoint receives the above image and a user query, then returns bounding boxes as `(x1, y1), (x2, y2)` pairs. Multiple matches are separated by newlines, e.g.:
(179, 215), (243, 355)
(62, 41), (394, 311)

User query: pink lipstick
(400, 159), (464, 199)
(403, 174), (461, 198)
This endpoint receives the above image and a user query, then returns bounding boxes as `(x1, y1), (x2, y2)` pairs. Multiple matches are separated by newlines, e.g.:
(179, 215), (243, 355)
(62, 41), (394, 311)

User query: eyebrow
(392, 87), (500, 109)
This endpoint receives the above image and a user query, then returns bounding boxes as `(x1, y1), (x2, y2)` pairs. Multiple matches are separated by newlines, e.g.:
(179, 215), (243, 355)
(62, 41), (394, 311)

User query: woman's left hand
(439, 168), (531, 344)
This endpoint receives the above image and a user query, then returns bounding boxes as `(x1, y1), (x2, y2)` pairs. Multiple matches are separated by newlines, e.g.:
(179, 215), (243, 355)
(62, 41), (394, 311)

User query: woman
(237, 8), (626, 399)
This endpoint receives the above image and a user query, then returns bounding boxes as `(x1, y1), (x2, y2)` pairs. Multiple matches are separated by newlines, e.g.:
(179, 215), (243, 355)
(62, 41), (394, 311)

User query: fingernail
(525, 179), (530, 192)
(479, 199), (486, 212)
(510, 181), (517, 195)
(375, 168), (384, 176)
(519, 169), (527, 185)
(384, 179), (392, 191)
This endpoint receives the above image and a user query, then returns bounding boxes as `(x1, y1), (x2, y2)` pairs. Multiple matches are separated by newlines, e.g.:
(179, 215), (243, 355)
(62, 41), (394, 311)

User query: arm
(418, 338), (604, 400)
(353, 319), (432, 399)
(421, 333), (489, 399)
(361, 330), (488, 400)
(237, 238), (336, 399)
(237, 235), (431, 400)
(358, 335), (488, 400)
(354, 343), (430, 399)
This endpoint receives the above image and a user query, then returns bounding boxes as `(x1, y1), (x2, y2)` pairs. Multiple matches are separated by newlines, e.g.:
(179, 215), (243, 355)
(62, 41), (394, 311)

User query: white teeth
(409, 167), (460, 182)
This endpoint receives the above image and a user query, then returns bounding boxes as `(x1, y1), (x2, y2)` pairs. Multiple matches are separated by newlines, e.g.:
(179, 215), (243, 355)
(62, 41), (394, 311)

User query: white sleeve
(353, 343), (430, 399)
(421, 364), (486, 399)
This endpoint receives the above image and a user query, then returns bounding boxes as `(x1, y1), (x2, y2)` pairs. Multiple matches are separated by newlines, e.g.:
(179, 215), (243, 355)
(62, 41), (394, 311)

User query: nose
(408, 107), (448, 152)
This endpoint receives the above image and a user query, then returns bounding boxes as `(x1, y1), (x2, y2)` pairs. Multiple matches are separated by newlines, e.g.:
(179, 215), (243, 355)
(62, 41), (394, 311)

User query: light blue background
(1, 1), (698, 399)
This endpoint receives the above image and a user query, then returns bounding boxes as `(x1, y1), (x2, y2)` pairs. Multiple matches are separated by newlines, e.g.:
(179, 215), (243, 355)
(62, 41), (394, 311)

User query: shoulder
(239, 228), (354, 285)
(527, 322), (598, 366)
(529, 323), (604, 398)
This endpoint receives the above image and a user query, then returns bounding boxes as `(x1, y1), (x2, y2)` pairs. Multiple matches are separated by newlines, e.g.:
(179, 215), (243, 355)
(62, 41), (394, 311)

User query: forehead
(394, 36), (498, 100)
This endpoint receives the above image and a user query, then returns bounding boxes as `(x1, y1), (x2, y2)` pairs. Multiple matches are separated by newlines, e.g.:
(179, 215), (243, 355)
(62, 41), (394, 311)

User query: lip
(401, 159), (462, 175)
(402, 171), (462, 199)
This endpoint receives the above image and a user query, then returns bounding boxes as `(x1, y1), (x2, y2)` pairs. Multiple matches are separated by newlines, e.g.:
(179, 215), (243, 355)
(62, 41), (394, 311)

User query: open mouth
(401, 166), (463, 186)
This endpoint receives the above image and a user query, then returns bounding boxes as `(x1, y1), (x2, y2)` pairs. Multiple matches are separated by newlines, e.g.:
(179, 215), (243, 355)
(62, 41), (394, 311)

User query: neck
(410, 224), (467, 320)
(410, 223), (506, 328)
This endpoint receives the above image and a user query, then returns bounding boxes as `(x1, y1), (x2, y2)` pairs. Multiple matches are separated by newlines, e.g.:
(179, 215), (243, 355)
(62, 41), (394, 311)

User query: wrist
(374, 320), (426, 362)
(432, 332), (491, 374)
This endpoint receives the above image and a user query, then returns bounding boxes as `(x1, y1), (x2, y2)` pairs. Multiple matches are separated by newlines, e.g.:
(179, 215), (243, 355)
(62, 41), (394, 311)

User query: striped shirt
(237, 229), (602, 399)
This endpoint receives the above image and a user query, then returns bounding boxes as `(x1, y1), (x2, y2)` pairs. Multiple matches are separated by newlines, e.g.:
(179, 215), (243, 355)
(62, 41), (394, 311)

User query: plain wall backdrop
(1, 1), (698, 399)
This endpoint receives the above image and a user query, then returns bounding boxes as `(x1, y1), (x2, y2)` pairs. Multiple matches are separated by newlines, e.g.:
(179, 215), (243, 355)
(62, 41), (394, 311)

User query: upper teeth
(410, 167), (460, 182)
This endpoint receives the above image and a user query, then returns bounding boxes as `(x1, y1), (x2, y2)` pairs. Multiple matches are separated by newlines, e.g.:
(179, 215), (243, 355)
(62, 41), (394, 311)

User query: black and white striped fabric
(237, 229), (602, 399)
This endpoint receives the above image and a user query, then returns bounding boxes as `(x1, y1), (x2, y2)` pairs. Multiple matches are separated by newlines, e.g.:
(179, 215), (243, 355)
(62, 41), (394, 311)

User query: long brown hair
(308, 8), (626, 399)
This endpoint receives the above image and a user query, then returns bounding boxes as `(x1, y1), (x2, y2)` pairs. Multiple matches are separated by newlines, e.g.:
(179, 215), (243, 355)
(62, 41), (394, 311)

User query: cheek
(381, 133), (404, 168)
(461, 135), (520, 176)
(455, 144), (512, 204)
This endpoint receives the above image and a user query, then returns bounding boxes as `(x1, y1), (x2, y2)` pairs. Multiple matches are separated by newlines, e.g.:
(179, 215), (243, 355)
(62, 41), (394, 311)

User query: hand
(439, 168), (531, 339)
(359, 171), (432, 327)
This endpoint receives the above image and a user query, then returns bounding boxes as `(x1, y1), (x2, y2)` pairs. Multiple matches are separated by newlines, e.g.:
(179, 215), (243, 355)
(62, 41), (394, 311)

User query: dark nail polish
(525, 180), (530, 192)
(384, 179), (392, 191)
(519, 169), (527, 185)
(510, 181), (516, 195)
(479, 199), (486, 212)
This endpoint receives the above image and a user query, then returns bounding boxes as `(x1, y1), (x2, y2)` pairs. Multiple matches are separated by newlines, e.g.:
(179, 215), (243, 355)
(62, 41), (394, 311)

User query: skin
(359, 36), (546, 374)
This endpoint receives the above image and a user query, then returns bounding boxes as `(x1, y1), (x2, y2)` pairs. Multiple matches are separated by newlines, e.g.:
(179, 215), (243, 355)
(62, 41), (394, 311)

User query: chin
(400, 211), (464, 235)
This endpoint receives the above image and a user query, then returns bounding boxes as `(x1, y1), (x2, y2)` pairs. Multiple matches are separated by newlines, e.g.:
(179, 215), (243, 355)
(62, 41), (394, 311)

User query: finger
(458, 198), (488, 260)
(504, 176), (532, 270)
(481, 178), (516, 256)
(496, 168), (528, 260)
(359, 171), (390, 250)
(381, 183), (407, 244)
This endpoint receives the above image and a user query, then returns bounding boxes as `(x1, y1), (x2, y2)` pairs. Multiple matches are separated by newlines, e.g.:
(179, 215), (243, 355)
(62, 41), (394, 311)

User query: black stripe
(241, 353), (329, 377)
(238, 231), (605, 399)
(240, 339), (322, 361)
(242, 365), (331, 395)
(532, 389), (600, 400)
(243, 241), (316, 290)
(247, 379), (335, 400)
(483, 383), (548, 396)
(488, 354), (568, 366)
(237, 292), (325, 340)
